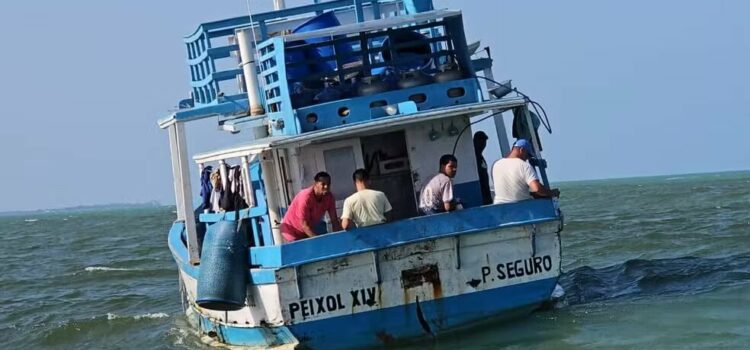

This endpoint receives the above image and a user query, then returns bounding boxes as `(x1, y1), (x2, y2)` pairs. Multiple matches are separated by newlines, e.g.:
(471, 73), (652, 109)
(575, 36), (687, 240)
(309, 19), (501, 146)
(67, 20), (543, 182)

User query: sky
(0, 0), (748, 212)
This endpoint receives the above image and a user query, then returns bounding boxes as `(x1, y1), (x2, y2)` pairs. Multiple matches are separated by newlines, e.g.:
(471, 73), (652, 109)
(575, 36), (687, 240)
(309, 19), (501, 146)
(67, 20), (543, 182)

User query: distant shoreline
(0, 201), (169, 217)
(554, 169), (749, 185)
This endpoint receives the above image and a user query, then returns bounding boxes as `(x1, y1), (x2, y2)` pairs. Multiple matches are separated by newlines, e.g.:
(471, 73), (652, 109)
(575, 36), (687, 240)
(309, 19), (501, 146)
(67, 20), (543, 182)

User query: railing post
(260, 150), (284, 245)
(523, 104), (550, 188)
(354, 0), (365, 22)
(240, 156), (256, 208)
(168, 122), (200, 265)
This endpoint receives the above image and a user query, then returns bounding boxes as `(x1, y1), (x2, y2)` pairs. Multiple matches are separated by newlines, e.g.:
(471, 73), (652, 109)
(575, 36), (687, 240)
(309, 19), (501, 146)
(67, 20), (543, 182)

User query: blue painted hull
(170, 200), (563, 349)
(288, 277), (557, 349)
(182, 273), (557, 349)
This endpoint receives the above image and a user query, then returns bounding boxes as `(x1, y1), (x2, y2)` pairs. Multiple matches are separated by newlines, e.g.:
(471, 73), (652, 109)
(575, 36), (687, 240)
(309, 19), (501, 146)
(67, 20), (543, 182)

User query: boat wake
(558, 254), (750, 306)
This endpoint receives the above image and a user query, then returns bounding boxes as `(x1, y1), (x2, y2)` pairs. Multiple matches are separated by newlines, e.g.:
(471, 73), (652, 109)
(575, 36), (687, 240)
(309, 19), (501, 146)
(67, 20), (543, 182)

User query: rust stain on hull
(375, 330), (395, 345)
(401, 264), (440, 290)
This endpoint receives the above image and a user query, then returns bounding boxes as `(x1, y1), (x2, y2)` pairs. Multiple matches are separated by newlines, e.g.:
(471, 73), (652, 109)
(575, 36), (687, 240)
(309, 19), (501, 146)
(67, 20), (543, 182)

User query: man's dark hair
(314, 171), (331, 182)
(352, 168), (369, 182)
(439, 154), (458, 167)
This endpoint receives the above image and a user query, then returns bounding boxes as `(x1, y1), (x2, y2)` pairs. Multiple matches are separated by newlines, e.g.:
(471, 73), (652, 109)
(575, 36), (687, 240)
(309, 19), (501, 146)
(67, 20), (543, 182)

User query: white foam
(134, 312), (169, 320)
(24, 219), (38, 222)
(107, 312), (169, 320)
(84, 266), (137, 272)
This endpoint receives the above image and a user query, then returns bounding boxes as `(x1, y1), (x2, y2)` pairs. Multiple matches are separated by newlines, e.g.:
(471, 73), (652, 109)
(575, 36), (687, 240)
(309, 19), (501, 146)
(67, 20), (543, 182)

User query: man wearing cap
(473, 131), (492, 205)
(492, 139), (559, 204)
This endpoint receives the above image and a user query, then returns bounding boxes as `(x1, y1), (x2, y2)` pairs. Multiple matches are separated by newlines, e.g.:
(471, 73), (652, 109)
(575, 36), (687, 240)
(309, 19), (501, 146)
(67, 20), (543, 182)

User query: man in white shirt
(341, 169), (393, 230)
(492, 139), (559, 204)
(419, 154), (458, 215)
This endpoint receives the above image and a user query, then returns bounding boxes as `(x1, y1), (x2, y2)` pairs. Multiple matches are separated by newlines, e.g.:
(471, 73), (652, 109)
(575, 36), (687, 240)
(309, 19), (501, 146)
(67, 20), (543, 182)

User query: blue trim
(297, 79), (480, 132)
(251, 199), (559, 269)
(170, 199), (559, 286)
(192, 276), (557, 349)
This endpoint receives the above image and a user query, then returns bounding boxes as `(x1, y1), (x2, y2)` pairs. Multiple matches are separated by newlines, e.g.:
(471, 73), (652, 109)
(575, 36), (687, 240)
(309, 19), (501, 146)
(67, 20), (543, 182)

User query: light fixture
(384, 104), (399, 116)
(429, 124), (440, 141)
(489, 80), (513, 99)
(448, 121), (459, 136)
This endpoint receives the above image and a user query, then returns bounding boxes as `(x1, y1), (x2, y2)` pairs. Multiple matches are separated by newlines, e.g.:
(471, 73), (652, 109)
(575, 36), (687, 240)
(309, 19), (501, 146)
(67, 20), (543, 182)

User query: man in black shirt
(473, 131), (492, 205)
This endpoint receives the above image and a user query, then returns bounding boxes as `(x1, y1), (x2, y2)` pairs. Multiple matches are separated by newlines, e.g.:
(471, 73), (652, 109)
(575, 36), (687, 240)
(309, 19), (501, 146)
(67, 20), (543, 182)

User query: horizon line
(1, 169), (748, 215)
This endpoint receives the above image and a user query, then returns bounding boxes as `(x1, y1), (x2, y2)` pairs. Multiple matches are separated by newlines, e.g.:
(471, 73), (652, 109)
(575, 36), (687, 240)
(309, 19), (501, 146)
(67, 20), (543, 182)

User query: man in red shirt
(280, 172), (342, 242)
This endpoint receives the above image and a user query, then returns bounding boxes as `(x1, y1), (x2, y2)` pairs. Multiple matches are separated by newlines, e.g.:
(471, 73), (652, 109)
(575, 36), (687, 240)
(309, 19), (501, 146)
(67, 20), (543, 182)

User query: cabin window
(447, 87), (465, 98)
(306, 113), (318, 124)
(369, 100), (388, 108)
(409, 93), (427, 104)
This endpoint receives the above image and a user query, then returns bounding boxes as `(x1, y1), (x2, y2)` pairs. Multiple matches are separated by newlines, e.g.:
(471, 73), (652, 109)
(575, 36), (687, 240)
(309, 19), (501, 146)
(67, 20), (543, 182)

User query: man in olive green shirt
(341, 169), (392, 230)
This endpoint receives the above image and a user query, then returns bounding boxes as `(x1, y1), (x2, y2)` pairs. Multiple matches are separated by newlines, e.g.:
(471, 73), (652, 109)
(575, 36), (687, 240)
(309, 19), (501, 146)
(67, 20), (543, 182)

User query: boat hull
(170, 209), (562, 349)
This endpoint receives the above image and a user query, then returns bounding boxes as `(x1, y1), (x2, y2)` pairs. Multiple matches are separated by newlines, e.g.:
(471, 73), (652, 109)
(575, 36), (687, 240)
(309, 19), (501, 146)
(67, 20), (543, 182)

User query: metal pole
(260, 150), (284, 245)
(523, 104), (550, 188)
(236, 28), (265, 116)
(273, 0), (285, 10)
(240, 156), (256, 208)
(168, 122), (200, 265)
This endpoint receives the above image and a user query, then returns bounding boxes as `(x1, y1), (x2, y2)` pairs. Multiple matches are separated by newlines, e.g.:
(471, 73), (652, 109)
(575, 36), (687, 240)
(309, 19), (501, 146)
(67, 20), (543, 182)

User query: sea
(1, 171), (748, 349)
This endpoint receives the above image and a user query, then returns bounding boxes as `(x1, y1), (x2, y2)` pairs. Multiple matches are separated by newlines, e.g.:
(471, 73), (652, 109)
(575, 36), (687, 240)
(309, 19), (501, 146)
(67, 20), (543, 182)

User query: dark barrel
(196, 220), (248, 311)
(293, 11), (354, 73)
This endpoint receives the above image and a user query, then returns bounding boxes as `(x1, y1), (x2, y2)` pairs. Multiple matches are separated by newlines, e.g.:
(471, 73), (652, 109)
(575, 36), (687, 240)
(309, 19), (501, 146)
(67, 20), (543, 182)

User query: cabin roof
(193, 97), (526, 164)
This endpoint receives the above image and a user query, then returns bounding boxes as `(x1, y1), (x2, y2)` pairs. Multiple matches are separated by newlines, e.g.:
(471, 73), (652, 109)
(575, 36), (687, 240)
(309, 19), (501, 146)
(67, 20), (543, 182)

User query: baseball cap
(513, 139), (535, 157)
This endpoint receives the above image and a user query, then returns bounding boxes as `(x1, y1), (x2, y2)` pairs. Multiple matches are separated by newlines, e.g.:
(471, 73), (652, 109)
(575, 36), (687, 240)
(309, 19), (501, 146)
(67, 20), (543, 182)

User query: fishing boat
(159, 1), (563, 348)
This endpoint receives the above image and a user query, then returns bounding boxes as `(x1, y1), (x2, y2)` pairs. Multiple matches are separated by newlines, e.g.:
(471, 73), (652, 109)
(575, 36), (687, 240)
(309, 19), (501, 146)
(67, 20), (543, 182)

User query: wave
(106, 312), (169, 320)
(24, 219), (38, 222)
(559, 254), (750, 306)
(84, 266), (140, 272)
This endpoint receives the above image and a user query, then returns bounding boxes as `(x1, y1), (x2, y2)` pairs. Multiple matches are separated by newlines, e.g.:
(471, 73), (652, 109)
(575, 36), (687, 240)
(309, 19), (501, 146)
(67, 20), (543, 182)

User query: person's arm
(443, 201), (453, 212)
(341, 197), (353, 230)
(382, 194), (393, 222)
(299, 218), (317, 238)
(342, 218), (353, 230)
(529, 180), (560, 198)
(442, 180), (455, 212)
(327, 198), (342, 232)
(298, 195), (318, 238)
(523, 162), (559, 199)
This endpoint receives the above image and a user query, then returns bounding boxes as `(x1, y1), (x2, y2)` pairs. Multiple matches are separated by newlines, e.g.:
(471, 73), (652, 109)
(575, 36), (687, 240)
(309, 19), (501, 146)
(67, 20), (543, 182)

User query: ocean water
(1, 171), (748, 349)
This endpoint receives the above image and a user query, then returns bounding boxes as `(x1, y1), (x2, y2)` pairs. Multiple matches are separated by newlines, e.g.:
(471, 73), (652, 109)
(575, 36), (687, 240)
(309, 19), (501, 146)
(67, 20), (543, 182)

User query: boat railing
(193, 150), (278, 248)
(252, 9), (478, 136)
(247, 199), (561, 270)
(183, 0), (406, 108)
